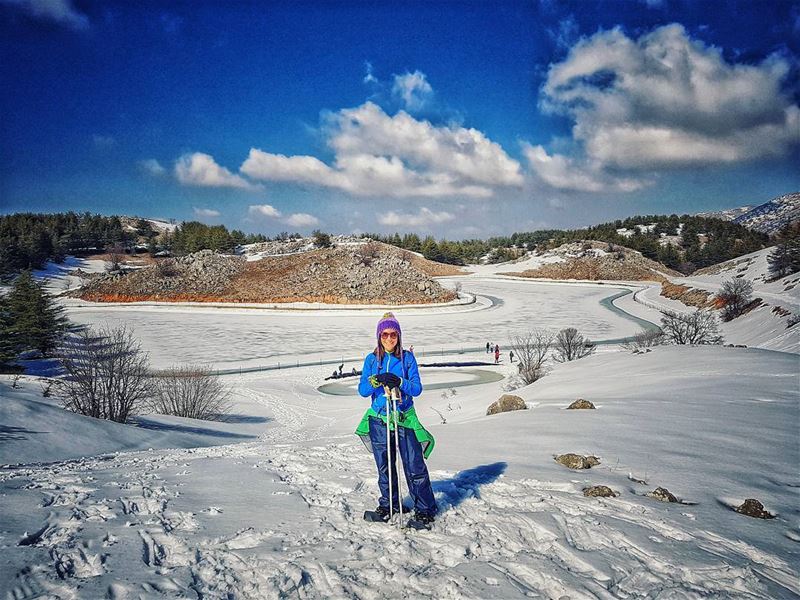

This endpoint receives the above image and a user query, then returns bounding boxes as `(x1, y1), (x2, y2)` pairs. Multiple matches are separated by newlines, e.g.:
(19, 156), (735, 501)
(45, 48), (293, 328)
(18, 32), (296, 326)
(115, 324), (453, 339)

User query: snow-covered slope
(732, 192), (800, 234)
(678, 247), (799, 352)
(1, 346), (797, 598)
(0, 377), (262, 465)
(696, 205), (754, 220)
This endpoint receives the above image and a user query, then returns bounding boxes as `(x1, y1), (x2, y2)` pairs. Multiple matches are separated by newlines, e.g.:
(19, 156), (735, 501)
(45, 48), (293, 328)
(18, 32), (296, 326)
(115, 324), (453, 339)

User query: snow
(62, 278), (649, 369)
(1, 254), (798, 598)
(146, 218), (178, 232)
(1, 344), (797, 598)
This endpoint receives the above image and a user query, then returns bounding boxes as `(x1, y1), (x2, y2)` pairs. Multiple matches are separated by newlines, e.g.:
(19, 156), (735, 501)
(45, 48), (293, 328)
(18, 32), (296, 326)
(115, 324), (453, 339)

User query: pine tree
(767, 222), (800, 280)
(0, 294), (19, 366)
(6, 271), (69, 356)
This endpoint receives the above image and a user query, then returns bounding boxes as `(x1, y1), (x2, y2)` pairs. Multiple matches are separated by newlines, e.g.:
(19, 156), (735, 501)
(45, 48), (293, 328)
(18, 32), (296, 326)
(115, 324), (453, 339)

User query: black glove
(375, 373), (401, 388)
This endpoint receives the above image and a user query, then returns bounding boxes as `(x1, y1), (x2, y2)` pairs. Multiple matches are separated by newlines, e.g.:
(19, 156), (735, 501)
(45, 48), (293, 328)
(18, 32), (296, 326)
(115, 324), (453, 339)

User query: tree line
(0, 213), (272, 276)
(368, 215), (768, 273)
(0, 211), (776, 277)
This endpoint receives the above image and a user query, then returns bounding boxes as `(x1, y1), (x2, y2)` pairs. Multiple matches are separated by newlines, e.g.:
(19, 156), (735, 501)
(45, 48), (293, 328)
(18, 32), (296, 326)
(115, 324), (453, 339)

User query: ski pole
(384, 385), (394, 523)
(391, 387), (405, 528)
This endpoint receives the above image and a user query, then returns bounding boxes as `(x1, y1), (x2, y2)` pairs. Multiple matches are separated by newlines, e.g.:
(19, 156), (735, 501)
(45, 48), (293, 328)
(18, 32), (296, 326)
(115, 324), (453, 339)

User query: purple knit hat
(376, 312), (401, 343)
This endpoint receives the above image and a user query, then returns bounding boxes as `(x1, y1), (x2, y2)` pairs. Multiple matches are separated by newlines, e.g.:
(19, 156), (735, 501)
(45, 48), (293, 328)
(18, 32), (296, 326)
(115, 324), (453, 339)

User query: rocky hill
(74, 242), (458, 305)
(504, 241), (681, 282)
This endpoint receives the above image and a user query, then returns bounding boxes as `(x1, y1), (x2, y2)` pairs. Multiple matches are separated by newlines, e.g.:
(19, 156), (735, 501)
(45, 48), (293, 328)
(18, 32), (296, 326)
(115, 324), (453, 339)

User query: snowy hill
(732, 192), (800, 234)
(635, 246), (799, 353)
(471, 240), (679, 282)
(1, 346), (797, 598)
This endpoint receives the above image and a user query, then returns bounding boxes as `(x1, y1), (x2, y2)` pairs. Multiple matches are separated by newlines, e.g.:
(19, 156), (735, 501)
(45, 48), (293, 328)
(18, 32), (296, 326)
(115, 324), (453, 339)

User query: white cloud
(285, 213), (319, 227)
(392, 70), (433, 112)
(542, 24), (800, 169)
(363, 61), (378, 84)
(241, 101), (522, 199)
(378, 207), (455, 228)
(193, 207), (220, 218)
(1, 0), (89, 29)
(139, 158), (165, 176)
(175, 152), (260, 191)
(523, 143), (646, 192)
(248, 204), (281, 218)
(247, 203), (320, 228)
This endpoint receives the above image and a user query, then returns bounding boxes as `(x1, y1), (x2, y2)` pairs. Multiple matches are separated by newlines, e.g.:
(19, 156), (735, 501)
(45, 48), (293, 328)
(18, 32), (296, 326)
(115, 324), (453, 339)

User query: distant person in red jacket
(494, 344), (500, 364)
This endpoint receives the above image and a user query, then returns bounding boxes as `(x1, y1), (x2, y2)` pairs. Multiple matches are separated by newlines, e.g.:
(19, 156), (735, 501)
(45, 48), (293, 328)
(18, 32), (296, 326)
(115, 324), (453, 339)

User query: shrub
(312, 230), (332, 248)
(357, 241), (381, 266)
(660, 309), (723, 345)
(150, 364), (231, 420)
(622, 329), (664, 351)
(106, 243), (125, 272)
(718, 278), (754, 321)
(57, 325), (151, 423)
(510, 329), (554, 384)
(155, 258), (179, 277)
(553, 327), (595, 362)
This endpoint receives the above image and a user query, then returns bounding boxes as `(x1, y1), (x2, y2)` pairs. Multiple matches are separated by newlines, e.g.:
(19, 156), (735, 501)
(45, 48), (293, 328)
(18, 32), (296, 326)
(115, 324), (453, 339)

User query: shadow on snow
(432, 461), (507, 510)
(131, 416), (262, 440)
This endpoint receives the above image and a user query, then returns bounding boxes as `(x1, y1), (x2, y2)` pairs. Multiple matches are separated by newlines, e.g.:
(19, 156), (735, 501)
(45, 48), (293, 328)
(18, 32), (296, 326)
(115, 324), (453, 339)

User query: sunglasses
(380, 331), (398, 339)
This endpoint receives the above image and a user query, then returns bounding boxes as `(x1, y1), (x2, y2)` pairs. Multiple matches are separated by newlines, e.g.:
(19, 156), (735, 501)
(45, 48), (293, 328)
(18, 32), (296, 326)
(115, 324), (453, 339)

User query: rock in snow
(567, 398), (595, 409)
(554, 453), (601, 469)
(486, 394), (527, 415)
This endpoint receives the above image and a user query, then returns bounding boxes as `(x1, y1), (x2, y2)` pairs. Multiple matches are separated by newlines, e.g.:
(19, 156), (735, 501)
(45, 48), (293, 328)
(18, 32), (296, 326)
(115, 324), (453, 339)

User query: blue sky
(1, 0), (799, 238)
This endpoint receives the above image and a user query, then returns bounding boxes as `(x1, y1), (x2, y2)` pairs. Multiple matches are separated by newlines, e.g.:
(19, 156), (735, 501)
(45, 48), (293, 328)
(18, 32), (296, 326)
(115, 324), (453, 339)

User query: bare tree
(717, 278), (754, 321)
(40, 379), (53, 397)
(553, 327), (595, 363)
(510, 329), (555, 384)
(660, 309), (723, 345)
(155, 257), (179, 278)
(357, 241), (382, 266)
(150, 364), (231, 420)
(622, 329), (664, 352)
(106, 244), (126, 273)
(57, 325), (151, 423)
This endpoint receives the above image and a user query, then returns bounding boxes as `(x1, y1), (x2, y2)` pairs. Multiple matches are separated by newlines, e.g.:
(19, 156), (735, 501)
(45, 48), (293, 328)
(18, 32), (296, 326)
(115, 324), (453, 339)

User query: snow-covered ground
(1, 254), (797, 598)
(1, 345), (798, 599)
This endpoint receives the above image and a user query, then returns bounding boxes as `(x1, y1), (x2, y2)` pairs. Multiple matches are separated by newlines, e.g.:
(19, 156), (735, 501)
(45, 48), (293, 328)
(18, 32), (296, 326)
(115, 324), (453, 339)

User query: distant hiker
(409, 345), (414, 354)
(494, 344), (500, 364)
(356, 312), (437, 528)
(338, 363), (344, 376)
(509, 350), (514, 363)
(486, 341), (490, 353)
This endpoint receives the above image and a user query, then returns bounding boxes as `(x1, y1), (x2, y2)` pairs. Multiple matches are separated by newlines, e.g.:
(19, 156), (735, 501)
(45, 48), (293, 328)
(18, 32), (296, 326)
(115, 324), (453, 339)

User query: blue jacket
(358, 350), (422, 414)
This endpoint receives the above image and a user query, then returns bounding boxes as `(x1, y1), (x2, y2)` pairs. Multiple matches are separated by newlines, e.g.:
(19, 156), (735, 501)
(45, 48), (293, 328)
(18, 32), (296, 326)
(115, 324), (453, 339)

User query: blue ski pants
(368, 416), (437, 516)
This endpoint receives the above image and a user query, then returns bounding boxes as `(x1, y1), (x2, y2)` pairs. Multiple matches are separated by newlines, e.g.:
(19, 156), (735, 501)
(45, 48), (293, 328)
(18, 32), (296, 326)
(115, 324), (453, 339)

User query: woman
(355, 312), (437, 528)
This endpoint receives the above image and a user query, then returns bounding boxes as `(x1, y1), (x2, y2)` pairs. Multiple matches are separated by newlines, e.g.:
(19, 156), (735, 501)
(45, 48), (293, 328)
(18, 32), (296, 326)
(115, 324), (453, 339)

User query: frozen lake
(65, 277), (651, 369)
